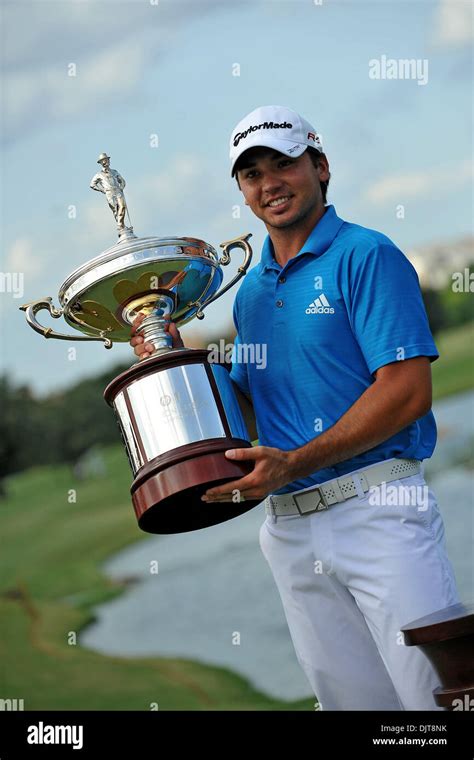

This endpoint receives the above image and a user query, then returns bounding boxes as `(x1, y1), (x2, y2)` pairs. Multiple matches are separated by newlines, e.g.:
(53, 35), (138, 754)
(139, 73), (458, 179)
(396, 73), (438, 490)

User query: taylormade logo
(233, 121), (292, 147)
(27, 721), (83, 750)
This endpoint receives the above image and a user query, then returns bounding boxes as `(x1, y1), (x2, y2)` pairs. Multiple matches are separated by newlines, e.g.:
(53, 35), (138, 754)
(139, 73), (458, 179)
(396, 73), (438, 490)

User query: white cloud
(2, 0), (224, 144)
(80, 200), (116, 248)
(136, 154), (207, 209)
(5, 37), (150, 140)
(3, 1), (133, 70)
(364, 158), (473, 204)
(432, 0), (474, 47)
(5, 237), (43, 277)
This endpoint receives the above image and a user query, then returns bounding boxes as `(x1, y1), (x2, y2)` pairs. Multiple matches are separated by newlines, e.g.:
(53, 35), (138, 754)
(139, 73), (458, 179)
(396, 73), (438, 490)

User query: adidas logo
(305, 293), (335, 314)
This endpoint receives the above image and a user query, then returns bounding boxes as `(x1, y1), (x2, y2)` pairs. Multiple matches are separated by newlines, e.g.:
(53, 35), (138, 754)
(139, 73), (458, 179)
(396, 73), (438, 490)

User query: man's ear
(317, 156), (330, 182)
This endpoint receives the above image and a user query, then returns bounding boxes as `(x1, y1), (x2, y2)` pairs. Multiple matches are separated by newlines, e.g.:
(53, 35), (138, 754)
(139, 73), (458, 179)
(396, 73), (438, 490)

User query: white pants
(259, 463), (460, 710)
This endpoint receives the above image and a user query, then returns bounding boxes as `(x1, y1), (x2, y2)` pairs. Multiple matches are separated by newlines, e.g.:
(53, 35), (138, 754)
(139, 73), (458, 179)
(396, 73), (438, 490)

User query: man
(90, 153), (130, 234)
(131, 105), (460, 711)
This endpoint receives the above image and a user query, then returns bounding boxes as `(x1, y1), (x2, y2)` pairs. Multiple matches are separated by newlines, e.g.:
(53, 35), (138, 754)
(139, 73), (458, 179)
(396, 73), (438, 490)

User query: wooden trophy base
(401, 601), (474, 709)
(131, 437), (260, 534)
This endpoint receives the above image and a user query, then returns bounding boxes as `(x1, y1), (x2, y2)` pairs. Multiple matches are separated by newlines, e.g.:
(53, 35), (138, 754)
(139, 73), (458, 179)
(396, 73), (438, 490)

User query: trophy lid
(58, 236), (223, 342)
(20, 153), (253, 352)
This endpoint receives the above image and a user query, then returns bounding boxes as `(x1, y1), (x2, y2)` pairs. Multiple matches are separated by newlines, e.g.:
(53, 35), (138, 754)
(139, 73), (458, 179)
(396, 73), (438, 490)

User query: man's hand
(129, 313), (184, 360)
(201, 445), (296, 502)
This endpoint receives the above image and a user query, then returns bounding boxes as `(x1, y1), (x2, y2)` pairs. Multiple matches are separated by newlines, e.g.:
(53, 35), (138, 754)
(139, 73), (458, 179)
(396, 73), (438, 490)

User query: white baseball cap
(229, 105), (323, 176)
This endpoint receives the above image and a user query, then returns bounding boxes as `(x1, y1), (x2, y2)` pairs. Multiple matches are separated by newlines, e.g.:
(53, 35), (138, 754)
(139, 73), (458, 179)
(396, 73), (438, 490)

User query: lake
(80, 389), (474, 701)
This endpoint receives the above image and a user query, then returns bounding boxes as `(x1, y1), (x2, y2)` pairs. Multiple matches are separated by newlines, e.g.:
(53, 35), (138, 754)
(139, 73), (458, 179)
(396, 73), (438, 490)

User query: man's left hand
(201, 446), (295, 502)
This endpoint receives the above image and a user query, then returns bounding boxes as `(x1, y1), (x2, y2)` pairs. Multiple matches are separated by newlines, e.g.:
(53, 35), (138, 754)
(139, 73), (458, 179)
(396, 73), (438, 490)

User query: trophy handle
(20, 297), (113, 349)
(194, 233), (253, 319)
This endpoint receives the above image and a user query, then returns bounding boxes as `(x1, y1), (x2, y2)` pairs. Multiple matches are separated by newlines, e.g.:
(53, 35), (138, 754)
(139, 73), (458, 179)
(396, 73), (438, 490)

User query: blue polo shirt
(230, 204), (439, 494)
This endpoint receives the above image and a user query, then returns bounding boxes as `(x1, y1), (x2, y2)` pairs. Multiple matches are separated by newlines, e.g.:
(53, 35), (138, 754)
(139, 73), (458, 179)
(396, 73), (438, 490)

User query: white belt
(265, 458), (421, 520)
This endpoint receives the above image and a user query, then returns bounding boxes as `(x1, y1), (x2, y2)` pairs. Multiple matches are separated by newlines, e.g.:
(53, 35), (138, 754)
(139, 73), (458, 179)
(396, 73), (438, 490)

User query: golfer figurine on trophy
(90, 153), (135, 240)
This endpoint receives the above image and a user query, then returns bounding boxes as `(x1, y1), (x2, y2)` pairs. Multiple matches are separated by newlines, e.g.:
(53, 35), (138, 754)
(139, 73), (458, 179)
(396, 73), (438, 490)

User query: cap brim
(231, 137), (308, 176)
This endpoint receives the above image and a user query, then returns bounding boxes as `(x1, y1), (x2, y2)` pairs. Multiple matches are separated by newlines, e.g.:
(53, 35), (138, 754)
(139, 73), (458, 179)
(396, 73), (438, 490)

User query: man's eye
(279, 160), (293, 167)
(245, 171), (257, 179)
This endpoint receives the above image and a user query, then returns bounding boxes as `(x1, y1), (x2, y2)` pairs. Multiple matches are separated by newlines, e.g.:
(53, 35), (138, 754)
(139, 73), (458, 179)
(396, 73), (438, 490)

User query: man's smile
(265, 195), (293, 210)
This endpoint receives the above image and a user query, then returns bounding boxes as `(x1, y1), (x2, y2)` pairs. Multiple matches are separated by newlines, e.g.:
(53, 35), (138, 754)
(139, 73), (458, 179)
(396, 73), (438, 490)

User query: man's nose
(261, 171), (284, 194)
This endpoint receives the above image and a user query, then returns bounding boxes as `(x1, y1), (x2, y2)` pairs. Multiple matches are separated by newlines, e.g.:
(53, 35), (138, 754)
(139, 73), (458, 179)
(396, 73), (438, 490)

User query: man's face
(236, 148), (329, 230)
(100, 158), (110, 169)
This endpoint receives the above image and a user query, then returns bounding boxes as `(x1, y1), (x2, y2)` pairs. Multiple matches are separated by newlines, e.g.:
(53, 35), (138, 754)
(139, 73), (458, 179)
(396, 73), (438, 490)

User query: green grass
(0, 447), (314, 711)
(1, 322), (471, 711)
(432, 322), (474, 400)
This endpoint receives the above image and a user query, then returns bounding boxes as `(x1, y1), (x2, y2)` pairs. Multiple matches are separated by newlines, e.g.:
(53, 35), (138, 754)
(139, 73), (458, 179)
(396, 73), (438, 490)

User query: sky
(1, 0), (473, 395)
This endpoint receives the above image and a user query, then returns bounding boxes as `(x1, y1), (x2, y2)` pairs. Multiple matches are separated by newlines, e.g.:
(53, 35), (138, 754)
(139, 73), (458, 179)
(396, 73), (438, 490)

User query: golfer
(130, 105), (460, 711)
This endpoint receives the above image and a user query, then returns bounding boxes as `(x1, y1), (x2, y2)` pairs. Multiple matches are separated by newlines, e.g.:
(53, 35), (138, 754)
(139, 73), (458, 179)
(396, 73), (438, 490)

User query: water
(80, 390), (474, 701)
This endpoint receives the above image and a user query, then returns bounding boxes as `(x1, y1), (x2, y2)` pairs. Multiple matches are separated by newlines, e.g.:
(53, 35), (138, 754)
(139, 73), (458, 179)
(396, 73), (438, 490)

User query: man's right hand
(130, 313), (184, 360)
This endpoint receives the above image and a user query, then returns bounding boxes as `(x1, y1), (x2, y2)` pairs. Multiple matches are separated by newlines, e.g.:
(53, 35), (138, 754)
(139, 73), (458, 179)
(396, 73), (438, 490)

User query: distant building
(407, 236), (474, 290)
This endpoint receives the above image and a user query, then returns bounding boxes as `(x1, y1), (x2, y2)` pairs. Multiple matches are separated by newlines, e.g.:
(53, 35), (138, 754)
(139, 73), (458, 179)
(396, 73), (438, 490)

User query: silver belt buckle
(268, 495), (278, 523)
(293, 486), (328, 516)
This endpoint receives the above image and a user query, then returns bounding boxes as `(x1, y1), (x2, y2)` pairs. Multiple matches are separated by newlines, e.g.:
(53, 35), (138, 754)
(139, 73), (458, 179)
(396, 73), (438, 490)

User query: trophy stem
(136, 295), (175, 355)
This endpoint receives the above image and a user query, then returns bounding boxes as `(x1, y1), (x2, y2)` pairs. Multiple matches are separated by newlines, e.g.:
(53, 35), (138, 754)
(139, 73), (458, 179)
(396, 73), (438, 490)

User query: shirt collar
(260, 204), (345, 273)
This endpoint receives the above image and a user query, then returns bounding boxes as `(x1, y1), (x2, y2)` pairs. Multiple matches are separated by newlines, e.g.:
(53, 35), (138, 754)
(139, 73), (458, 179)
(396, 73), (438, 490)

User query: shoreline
(2, 324), (472, 710)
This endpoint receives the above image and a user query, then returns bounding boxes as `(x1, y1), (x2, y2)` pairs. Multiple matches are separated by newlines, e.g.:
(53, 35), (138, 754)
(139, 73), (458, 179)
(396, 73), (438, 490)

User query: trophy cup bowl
(21, 228), (260, 534)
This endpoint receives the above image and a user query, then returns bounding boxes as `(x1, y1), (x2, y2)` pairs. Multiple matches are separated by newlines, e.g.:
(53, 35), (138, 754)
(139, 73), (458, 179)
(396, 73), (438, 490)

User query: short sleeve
(229, 297), (250, 395)
(346, 243), (439, 375)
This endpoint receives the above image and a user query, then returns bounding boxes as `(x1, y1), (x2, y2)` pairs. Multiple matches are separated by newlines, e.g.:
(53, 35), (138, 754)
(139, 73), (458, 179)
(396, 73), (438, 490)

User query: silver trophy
(20, 154), (257, 534)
